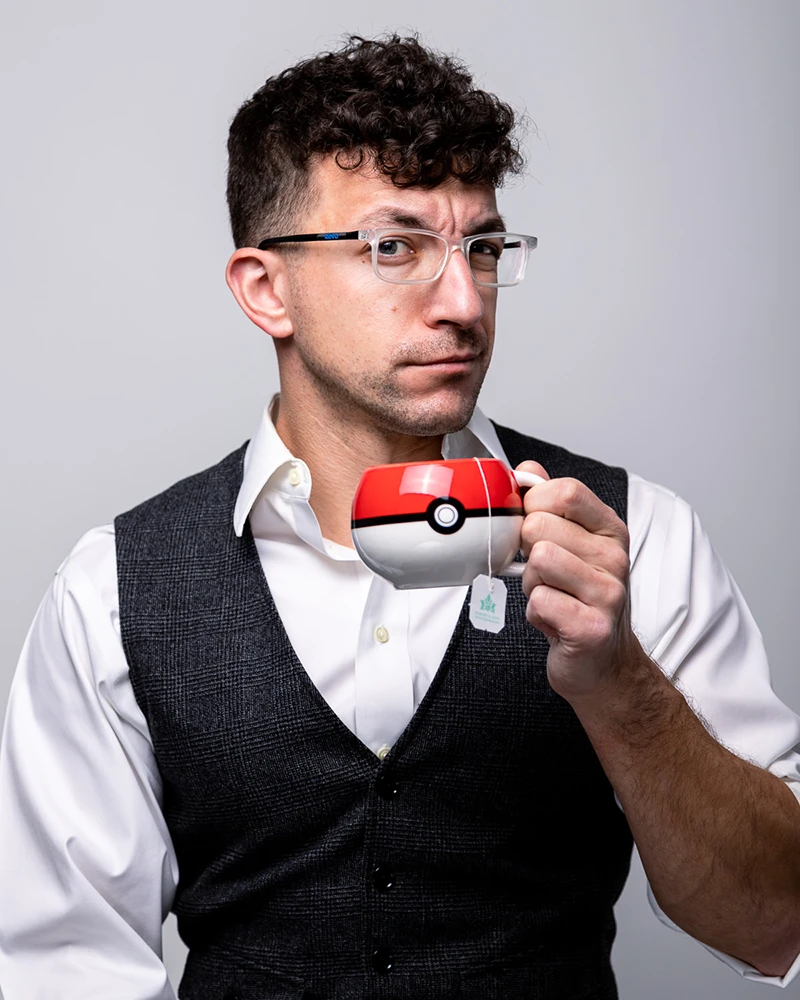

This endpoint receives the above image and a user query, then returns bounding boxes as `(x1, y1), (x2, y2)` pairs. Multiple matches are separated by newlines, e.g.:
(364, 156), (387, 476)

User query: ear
(225, 247), (294, 340)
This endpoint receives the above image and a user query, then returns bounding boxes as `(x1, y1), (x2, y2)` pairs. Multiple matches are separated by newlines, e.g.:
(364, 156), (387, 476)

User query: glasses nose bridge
(436, 238), (472, 282)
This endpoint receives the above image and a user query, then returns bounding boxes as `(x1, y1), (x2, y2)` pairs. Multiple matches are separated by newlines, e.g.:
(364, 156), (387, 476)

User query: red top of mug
(352, 458), (522, 521)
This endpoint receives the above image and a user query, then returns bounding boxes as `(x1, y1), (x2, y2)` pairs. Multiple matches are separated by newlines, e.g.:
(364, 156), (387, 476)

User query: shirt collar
(233, 394), (511, 537)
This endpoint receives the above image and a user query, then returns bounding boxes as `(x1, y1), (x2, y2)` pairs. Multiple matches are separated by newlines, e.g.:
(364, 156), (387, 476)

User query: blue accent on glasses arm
(257, 231), (361, 250)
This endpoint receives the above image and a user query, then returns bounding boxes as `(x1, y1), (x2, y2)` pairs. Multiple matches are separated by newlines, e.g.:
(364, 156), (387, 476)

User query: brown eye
(469, 240), (502, 259)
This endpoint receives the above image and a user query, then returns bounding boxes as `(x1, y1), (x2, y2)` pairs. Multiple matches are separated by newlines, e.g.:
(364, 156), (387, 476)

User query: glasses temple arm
(257, 231), (361, 250)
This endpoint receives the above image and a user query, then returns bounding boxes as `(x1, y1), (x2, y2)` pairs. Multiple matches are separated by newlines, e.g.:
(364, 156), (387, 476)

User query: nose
(424, 246), (486, 330)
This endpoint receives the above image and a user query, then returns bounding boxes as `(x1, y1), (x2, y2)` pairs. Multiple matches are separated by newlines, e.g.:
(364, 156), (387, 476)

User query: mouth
(410, 353), (481, 369)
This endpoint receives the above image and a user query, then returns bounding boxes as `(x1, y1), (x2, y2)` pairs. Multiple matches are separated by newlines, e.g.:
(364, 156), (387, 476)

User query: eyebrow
(357, 207), (507, 235)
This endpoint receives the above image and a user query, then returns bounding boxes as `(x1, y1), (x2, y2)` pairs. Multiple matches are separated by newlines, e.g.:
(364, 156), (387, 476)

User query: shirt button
(374, 625), (389, 644)
(377, 744), (391, 760)
(371, 947), (393, 974)
(287, 466), (302, 487)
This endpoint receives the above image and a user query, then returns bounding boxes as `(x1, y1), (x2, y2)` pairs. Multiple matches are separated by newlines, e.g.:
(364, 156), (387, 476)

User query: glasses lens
(467, 234), (529, 286)
(374, 231), (447, 283)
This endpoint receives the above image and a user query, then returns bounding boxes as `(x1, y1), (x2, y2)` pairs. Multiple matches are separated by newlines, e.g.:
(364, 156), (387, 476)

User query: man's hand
(515, 460), (645, 704)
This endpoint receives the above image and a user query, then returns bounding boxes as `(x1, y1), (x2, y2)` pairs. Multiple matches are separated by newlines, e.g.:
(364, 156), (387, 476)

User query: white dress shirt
(1, 403), (800, 999)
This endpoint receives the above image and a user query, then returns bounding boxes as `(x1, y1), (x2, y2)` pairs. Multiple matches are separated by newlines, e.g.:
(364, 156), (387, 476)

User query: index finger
(522, 475), (628, 542)
(515, 469), (548, 489)
(514, 460), (551, 486)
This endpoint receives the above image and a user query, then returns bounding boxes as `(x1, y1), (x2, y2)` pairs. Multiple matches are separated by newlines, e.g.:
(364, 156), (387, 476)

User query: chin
(375, 392), (478, 438)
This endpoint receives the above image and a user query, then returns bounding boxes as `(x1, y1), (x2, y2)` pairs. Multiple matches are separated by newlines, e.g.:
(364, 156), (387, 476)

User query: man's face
(279, 157), (502, 438)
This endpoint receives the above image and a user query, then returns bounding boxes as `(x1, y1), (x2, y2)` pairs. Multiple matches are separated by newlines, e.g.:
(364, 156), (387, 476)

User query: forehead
(305, 155), (500, 232)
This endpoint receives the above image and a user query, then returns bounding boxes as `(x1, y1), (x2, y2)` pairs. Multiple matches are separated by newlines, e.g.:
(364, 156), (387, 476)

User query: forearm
(572, 645), (800, 976)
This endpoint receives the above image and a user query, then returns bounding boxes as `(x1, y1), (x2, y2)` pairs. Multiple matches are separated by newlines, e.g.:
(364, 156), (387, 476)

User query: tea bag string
(474, 457), (494, 593)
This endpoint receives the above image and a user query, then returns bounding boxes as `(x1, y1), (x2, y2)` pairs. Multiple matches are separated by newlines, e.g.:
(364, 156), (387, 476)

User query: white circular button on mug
(377, 744), (391, 760)
(433, 503), (458, 527)
(288, 467), (302, 487)
(374, 625), (390, 644)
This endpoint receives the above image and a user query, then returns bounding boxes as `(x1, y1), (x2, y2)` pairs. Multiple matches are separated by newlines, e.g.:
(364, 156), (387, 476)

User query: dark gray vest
(115, 423), (633, 1000)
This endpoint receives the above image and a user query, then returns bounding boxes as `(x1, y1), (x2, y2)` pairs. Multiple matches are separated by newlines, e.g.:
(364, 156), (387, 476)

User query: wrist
(566, 640), (687, 751)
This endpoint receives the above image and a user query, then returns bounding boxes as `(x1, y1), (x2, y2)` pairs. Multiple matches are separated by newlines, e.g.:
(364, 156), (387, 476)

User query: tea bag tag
(469, 574), (507, 633)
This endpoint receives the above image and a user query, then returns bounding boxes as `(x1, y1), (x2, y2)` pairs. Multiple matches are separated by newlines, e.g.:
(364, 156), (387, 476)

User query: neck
(274, 392), (446, 548)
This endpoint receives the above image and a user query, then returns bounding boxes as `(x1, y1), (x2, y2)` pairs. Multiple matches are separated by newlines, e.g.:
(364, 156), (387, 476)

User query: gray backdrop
(1, 0), (798, 997)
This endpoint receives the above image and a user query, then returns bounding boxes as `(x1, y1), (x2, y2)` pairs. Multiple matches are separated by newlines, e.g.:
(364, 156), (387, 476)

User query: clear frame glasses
(257, 228), (538, 287)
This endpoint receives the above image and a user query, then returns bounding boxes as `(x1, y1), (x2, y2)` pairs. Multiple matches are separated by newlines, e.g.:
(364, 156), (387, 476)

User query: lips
(412, 353), (480, 365)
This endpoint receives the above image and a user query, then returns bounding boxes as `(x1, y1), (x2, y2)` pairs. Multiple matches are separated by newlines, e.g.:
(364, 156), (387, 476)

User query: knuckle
(527, 583), (549, 614)
(522, 563), (542, 596)
(525, 590), (544, 625)
(526, 581), (542, 604)
(607, 545), (630, 582)
(557, 478), (583, 509)
(521, 511), (547, 544)
(602, 576), (628, 612)
(586, 612), (613, 645)
(530, 539), (555, 567)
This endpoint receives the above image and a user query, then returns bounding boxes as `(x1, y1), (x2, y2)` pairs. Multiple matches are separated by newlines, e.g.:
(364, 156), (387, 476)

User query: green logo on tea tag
(469, 575), (507, 633)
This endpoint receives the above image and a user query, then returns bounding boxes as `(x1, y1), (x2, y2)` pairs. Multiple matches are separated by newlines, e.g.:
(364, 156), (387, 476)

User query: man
(1, 33), (799, 1000)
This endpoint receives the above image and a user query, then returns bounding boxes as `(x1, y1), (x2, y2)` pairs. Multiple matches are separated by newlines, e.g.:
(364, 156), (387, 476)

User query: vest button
(376, 772), (399, 799)
(371, 946), (393, 974)
(372, 865), (394, 891)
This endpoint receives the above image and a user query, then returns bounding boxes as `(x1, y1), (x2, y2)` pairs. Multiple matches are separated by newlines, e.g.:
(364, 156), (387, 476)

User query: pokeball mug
(351, 458), (545, 589)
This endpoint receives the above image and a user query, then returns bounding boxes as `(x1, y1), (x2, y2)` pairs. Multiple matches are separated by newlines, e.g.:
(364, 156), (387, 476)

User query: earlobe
(225, 248), (294, 340)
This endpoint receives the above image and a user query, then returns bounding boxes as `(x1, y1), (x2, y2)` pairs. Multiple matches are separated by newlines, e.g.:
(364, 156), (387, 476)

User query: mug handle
(499, 469), (547, 577)
(513, 470), (547, 489)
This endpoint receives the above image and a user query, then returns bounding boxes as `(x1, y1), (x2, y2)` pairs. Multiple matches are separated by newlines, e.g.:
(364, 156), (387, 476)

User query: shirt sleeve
(0, 527), (178, 1000)
(628, 473), (800, 988)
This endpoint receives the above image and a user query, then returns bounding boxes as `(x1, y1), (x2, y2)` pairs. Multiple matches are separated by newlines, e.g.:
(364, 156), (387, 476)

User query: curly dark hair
(226, 34), (525, 248)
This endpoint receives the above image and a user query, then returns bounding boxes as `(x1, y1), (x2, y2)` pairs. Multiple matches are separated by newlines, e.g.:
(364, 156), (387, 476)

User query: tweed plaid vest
(115, 422), (633, 1000)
